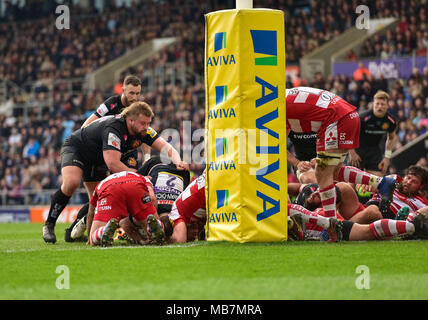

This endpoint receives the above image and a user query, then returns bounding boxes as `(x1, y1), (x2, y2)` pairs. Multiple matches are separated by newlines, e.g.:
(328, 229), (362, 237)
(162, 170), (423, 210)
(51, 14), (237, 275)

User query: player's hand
(176, 161), (190, 171)
(349, 151), (361, 167)
(297, 161), (312, 172)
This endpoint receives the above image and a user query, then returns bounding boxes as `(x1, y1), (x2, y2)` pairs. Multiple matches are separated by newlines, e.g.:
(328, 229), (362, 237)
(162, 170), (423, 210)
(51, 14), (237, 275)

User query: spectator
(353, 62), (371, 81)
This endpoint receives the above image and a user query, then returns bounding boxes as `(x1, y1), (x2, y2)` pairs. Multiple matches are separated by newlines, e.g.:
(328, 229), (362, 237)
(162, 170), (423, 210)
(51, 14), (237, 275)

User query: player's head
(294, 183), (320, 211)
(398, 165), (428, 196)
(372, 90), (389, 118)
(122, 75), (141, 106)
(122, 101), (154, 136)
(295, 183), (341, 211)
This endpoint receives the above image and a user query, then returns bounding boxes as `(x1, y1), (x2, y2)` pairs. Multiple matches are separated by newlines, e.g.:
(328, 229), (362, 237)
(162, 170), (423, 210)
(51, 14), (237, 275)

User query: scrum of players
(48, 83), (428, 246)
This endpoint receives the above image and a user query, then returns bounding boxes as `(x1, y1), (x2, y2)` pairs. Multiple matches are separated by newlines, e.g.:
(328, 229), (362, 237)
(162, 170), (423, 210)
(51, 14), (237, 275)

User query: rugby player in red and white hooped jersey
(160, 171), (207, 243)
(286, 87), (397, 219)
(288, 202), (428, 241)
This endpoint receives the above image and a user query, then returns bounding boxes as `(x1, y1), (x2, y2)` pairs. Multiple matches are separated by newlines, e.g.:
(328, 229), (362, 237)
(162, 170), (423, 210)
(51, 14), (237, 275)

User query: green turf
(1, 223), (428, 300)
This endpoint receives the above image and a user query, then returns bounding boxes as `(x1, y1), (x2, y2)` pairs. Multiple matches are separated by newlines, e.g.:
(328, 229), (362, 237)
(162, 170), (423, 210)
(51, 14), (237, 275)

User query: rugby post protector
(205, 8), (287, 242)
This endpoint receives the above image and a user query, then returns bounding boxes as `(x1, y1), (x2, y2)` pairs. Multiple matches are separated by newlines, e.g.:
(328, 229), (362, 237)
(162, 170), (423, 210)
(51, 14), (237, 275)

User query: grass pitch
(1, 223), (428, 300)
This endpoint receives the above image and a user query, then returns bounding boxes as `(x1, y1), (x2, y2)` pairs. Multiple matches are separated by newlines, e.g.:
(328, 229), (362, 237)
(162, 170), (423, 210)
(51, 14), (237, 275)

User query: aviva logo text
(208, 85), (236, 120)
(207, 32), (236, 67)
(250, 30), (277, 66)
(250, 29), (281, 222)
(209, 136), (236, 171)
(209, 189), (237, 223)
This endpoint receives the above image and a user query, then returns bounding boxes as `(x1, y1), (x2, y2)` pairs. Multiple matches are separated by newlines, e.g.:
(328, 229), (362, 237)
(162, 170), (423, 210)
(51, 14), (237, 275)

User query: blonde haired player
(349, 90), (397, 176)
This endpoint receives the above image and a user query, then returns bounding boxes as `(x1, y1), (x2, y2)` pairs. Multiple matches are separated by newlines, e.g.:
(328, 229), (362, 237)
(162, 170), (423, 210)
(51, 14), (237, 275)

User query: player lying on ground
(288, 203), (428, 241)
(290, 182), (382, 224)
(286, 86), (397, 219)
(87, 171), (166, 247)
(363, 165), (428, 219)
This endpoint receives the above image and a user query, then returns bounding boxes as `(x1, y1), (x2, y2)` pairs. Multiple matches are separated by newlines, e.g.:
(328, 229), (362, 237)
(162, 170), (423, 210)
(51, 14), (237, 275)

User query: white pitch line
(1, 242), (205, 254)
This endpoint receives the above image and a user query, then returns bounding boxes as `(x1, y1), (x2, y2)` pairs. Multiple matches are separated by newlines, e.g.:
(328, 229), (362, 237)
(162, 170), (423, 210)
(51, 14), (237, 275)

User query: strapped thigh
(315, 151), (346, 168)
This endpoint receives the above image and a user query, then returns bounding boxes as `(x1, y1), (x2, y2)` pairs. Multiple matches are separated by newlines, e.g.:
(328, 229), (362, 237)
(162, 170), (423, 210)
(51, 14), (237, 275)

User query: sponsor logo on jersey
(142, 195), (151, 204)
(97, 103), (109, 116)
(131, 139), (142, 148)
(325, 122), (338, 149)
(98, 198), (112, 211)
(147, 127), (157, 138)
(107, 132), (121, 150)
(127, 157), (137, 167)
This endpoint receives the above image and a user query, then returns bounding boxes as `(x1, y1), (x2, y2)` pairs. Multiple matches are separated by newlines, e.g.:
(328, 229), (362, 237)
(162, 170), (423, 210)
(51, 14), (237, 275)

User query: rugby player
(286, 86), (397, 219)
(43, 101), (185, 243)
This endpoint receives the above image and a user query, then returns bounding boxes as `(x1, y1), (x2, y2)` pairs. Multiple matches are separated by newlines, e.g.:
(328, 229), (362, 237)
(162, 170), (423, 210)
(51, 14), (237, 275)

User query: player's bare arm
(103, 149), (136, 173)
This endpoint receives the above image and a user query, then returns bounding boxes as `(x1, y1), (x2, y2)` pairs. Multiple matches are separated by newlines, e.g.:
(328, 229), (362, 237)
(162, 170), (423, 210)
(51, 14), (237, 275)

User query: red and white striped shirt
(169, 172), (206, 227)
(372, 175), (428, 215)
(286, 87), (356, 133)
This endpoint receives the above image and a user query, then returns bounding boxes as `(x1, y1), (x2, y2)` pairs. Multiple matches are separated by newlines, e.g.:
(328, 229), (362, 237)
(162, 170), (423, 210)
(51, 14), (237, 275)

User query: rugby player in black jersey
(64, 75), (147, 241)
(349, 90), (397, 176)
(43, 102), (187, 243)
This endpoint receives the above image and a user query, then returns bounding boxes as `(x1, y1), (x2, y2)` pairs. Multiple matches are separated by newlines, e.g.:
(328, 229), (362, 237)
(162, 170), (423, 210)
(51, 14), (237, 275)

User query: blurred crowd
(1, 0), (428, 204)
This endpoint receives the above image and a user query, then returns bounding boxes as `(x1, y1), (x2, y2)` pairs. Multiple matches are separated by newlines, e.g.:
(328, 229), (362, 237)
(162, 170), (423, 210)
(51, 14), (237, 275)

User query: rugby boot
(100, 218), (119, 247)
(327, 218), (343, 243)
(70, 216), (87, 240)
(379, 199), (394, 219)
(411, 213), (428, 240)
(43, 222), (56, 244)
(147, 215), (166, 245)
(287, 215), (305, 241)
(377, 177), (397, 202)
